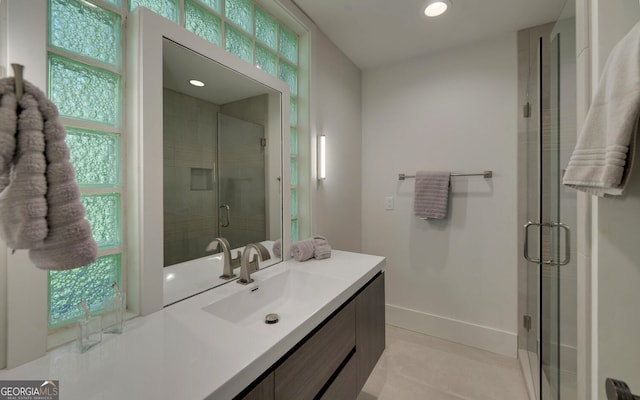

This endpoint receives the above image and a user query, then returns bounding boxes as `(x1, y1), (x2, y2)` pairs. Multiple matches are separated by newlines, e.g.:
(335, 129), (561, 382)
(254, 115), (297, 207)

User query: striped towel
(414, 171), (451, 219)
(563, 20), (640, 196)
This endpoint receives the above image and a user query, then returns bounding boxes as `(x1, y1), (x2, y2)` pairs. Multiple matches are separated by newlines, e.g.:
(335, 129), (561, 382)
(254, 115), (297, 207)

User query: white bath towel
(563, 20), (640, 196)
(413, 171), (451, 219)
(0, 78), (97, 270)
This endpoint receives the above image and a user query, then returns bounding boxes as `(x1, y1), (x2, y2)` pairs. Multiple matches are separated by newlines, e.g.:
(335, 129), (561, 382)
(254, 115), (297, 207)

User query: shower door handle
(220, 204), (230, 227)
(524, 221), (541, 263)
(552, 222), (571, 266)
(524, 221), (571, 265)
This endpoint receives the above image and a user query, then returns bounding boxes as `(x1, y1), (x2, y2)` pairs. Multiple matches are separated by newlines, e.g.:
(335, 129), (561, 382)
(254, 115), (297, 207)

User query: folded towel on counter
(563, 20), (640, 196)
(272, 239), (281, 258)
(0, 78), (97, 270)
(413, 171), (451, 219)
(313, 236), (332, 260)
(291, 238), (315, 261)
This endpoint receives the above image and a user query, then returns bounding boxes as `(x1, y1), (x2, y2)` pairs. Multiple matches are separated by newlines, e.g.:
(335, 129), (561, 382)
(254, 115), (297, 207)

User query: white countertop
(0, 250), (385, 400)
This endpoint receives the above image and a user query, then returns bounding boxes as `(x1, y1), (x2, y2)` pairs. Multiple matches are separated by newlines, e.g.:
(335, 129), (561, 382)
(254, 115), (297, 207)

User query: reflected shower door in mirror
(161, 38), (284, 306)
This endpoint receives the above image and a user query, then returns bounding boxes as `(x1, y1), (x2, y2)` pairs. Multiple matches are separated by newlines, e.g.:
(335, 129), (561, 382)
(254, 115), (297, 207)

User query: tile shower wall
(163, 89), (220, 266)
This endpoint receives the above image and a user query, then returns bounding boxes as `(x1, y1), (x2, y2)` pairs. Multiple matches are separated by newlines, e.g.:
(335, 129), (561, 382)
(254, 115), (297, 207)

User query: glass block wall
(47, 0), (301, 329)
(47, 0), (124, 328)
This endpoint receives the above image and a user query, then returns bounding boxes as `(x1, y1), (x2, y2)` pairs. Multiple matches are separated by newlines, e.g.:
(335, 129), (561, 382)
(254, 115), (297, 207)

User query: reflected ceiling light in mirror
(424, 0), (450, 17)
(318, 134), (326, 180)
(189, 79), (205, 87)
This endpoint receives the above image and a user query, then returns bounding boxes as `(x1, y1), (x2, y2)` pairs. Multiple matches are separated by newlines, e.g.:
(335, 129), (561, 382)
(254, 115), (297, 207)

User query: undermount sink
(202, 269), (340, 330)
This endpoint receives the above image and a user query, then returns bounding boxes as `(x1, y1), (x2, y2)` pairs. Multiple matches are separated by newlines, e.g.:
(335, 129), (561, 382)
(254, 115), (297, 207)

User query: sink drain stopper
(265, 313), (280, 324)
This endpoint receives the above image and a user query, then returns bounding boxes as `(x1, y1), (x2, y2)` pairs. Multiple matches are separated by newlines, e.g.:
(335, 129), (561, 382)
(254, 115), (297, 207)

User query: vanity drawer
(274, 301), (356, 400)
(319, 354), (357, 400)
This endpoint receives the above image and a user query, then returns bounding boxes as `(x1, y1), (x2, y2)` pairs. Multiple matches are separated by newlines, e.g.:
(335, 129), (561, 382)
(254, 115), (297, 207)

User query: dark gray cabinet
(355, 271), (386, 392)
(237, 272), (385, 400)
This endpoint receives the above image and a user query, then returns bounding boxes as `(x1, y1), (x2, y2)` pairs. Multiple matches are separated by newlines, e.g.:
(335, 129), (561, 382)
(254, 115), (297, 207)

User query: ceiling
(163, 39), (275, 105)
(293, 0), (566, 69)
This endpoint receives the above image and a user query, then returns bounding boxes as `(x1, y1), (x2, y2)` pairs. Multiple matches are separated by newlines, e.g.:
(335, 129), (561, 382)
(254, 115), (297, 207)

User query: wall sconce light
(318, 134), (326, 180)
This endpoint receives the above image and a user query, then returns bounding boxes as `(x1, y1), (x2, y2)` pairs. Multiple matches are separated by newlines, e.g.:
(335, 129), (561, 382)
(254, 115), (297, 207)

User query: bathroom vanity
(237, 269), (385, 400)
(0, 251), (385, 400)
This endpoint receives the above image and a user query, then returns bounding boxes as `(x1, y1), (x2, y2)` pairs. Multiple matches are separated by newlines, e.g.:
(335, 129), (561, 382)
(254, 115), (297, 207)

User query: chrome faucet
(206, 237), (241, 279)
(238, 243), (271, 284)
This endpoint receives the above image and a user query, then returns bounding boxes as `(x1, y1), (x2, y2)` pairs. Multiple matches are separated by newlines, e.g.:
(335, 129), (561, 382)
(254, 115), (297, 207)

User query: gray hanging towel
(414, 171), (451, 219)
(0, 78), (97, 270)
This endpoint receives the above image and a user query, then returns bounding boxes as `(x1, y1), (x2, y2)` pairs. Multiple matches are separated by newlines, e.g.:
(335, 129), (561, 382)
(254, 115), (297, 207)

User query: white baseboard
(386, 304), (518, 358)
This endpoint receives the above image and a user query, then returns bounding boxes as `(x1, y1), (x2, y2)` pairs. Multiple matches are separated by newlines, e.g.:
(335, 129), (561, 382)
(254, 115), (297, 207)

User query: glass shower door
(217, 113), (267, 249)
(524, 2), (577, 398)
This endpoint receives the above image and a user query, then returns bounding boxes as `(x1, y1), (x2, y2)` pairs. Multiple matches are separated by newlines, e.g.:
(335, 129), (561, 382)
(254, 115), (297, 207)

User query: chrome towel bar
(398, 170), (493, 180)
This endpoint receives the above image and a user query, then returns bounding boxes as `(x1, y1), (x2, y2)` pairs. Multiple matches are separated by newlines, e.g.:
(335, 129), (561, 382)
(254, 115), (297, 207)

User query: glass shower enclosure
(520, 1), (577, 399)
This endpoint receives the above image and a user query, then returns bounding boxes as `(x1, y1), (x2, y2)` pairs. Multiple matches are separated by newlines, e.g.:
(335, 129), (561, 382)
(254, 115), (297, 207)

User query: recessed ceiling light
(424, 0), (450, 17)
(189, 79), (205, 87)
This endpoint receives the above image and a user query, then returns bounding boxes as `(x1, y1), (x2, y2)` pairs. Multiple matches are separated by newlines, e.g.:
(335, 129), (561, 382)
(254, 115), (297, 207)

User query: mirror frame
(127, 8), (291, 316)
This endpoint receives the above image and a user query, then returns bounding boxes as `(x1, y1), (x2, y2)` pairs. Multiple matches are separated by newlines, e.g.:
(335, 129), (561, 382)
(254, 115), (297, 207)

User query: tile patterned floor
(357, 325), (530, 400)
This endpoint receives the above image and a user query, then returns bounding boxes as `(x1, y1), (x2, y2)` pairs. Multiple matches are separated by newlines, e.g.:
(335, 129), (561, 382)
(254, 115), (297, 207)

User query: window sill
(47, 311), (138, 351)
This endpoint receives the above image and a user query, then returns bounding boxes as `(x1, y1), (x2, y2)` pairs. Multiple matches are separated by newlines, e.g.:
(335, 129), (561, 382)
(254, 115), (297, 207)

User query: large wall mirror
(127, 9), (290, 314)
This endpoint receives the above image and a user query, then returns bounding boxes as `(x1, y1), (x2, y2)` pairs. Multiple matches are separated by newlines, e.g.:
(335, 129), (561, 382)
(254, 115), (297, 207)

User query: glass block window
(290, 158), (298, 186)
(66, 128), (120, 188)
(49, 254), (121, 328)
(279, 25), (298, 65)
(225, 0), (253, 34)
(129, 0), (178, 23)
(49, 54), (122, 127)
(290, 127), (298, 155)
(225, 23), (253, 63)
(255, 44), (277, 76)
(81, 194), (122, 249)
(291, 219), (299, 243)
(48, 0), (125, 332)
(255, 7), (277, 50)
(290, 97), (298, 125)
(185, 0), (222, 46)
(291, 189), (298, 218)
(199, 0), (221, 13)
(279, 61), (298, 96)
(49, 0), (121, 67)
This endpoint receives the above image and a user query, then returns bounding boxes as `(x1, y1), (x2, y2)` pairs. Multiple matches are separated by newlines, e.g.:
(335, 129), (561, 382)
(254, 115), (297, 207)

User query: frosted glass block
(290, 157), (298, 186)
(49, 0), (122, 67)
(255, 44), (277, 76)
(130, 0), (178, 23)
(291, 219), (299, 243)
(102, 0), (121, 7)
(291, 189), (298, 218)
(66, 128), (120, 188)
(278, 61), (297, 96)
(49, 254), (121, 328)
(225, 23), (253, 63)
(290, 97), (297, 126)
(255, 7), (277, 50)
(225, 0), (252, 34)
(290, 127), (298, 155)
(81, 194), (121, 249)
(279, 25), (298, 65)
(49, 54), (121, 127)
(185, 0), (221, 46)
(199, 0), (220, 13)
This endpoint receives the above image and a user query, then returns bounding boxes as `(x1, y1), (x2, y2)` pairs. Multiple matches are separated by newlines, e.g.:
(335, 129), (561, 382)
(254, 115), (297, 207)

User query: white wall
(590, 1), (640, 398)
(361, 33), (519, 356)
(310, 30), (362, 252)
